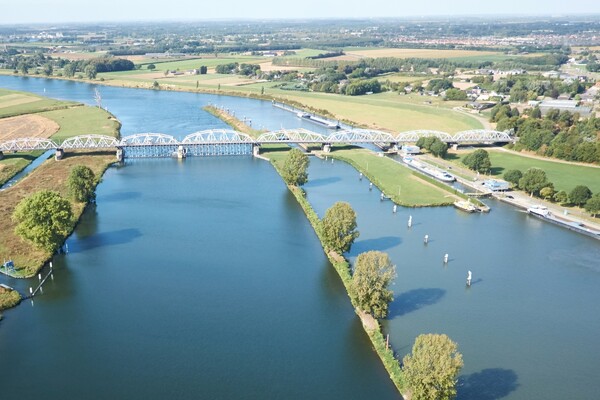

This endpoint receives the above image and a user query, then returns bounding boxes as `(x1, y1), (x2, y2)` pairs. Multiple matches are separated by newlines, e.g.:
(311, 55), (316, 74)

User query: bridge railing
(0, 128), (515, 152)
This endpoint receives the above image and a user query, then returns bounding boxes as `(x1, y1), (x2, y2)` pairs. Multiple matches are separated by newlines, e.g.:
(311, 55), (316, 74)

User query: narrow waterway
(304, 157), (600, 400)
(1, 75), (599, 399)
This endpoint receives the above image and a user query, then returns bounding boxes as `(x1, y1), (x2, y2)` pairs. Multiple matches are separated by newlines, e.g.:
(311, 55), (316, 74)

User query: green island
(0, 89), (121, 289)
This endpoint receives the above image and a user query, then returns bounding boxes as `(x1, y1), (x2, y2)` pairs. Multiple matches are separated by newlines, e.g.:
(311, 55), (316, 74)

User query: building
(483, 179), (510, 192)
(538, 99), (592, 117)
(401, 145), (420, 155)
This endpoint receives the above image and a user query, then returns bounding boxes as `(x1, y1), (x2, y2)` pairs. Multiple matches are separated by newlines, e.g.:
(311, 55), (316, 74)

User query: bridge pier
(176, 145), (187, 159)
(55, 148), (64, 161)
(0, 151), (3, 160)
(252, 144), (261, 157)
(116, 147), (124, 162)
(322, 144), (331, 153)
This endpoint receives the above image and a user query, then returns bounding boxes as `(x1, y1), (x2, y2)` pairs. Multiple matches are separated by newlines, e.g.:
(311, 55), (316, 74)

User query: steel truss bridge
(0, 128), (514, 158)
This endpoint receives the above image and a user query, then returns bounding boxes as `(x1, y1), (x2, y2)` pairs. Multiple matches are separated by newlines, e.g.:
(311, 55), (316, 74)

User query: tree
(18, 61), (29, 75)
(84, 64), (97, 79)
(63, 63), (76, 78)
(280, 148), (309, 186)
(12, 190), (73, 252)
(540, 186), (555, 200)
(67, 165), (96, 202)
(444, 88), (467, 101)
(518, 168), (549, 197)
(462, 149), (491, 173)
(553, 190), (568, 204)
(430, 140), (448, 158)
(402, 334), (464, 400)
(584, 194), (600, 217)
(152, 81), (160, 90)
(199, 65), (208, 74)
(147, 63), (156, 70)
(569, 185), (592, 207)
(530, 106), (542, 119)
(351, 251), (396, 318)
(322, 202), (359, 254)
(42, 62), (53, 77)
(503, 169), (523, 186)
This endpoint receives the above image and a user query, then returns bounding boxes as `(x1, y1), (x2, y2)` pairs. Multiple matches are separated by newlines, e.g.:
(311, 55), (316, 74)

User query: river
(1, 75), (599, 399)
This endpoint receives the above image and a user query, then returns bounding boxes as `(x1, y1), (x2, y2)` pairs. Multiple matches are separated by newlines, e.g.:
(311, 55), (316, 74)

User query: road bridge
(0, 128), (514, 159)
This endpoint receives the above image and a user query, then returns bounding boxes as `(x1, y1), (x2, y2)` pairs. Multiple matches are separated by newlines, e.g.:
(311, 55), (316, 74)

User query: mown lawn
(330, 149), (454, 207)
(42, 106), (121, 142)
(455, 149), (600, 193)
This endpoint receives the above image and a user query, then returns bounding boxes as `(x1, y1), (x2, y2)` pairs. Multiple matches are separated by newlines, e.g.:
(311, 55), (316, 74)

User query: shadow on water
(388, 288), (445, 318)
(99, 191), (142, 203)
(69, 228), (142, 253)
(352, 236), (402, 253)
(458, 368), (519, 400)
(306, 177), (342, 187)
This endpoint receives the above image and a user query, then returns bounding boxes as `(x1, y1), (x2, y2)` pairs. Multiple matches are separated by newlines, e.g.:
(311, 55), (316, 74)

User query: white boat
(454, 200), (478, 213)
(297, 112), (311, 119)
(527, 205), (550, 217)
(402, 157), (456, 182)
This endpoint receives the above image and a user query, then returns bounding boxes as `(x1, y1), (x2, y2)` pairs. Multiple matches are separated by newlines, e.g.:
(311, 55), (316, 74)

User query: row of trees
(416, 136), (449, 158)
(503, 168), (600, 215)
(214, 62), (261, 76)
(491, 104), (600, 164)
(12, 166), (96, 252)
(280, 149), (463, 399)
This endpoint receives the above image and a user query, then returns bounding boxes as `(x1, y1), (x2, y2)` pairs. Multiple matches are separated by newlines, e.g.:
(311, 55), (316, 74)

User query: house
(483, 180), (510, 192)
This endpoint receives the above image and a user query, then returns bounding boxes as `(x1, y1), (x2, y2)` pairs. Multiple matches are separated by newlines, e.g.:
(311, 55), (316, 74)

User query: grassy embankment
(0, 286), (21, 313)
(208, 108), (408, 394)
(453, 149), (600, 194)
(0, 93), (120, 279)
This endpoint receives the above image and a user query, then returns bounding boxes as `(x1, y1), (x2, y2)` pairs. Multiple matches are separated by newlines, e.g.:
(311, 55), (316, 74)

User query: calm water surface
(1, 75), (599, 399)
(304, 157), (600, 400)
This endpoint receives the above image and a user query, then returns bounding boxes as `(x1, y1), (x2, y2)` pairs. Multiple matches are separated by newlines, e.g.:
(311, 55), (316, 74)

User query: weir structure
(0, 128), (514, 159)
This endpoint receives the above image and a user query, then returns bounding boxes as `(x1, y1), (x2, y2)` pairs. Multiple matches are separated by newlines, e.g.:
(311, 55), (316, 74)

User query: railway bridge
(0, 128), (514, 160)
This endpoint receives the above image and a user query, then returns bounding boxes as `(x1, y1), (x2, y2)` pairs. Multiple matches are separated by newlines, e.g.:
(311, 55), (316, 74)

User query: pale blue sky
(1, 0), (599, 24)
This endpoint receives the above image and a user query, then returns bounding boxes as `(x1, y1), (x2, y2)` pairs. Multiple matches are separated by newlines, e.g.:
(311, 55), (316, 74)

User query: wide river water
(1, 75), (599, 399)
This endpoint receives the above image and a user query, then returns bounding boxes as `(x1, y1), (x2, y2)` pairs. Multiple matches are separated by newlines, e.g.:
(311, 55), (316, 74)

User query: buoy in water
(424, 234), (429, 244)
(444, 253), (449, 263)
(467, 270), (472, 286)
(393, 204), (397, 213)
(408, 215), (412, 228)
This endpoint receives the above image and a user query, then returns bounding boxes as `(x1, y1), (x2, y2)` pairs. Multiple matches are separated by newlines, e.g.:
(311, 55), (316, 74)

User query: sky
(1, 0), (600, 24)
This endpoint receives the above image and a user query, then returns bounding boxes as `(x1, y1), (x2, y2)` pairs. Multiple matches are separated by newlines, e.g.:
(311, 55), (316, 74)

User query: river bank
(208, 108), (407, 396)
(0, 151), (116, 280)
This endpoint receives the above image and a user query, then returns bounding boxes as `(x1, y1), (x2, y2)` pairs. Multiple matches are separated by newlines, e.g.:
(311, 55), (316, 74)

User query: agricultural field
(454, 149), (600, 193)
(0, 89), (74, 118)
(337, 47), (502, 60)
(0, 88), (120, 185)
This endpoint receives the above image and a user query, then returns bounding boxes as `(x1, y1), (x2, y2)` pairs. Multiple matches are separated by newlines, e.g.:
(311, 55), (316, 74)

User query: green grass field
(0, 88), (75, 118)
(135, 56), (266, 70)
(455, 150), (600, 193)
(42, 106), (121, 142)
(330, 149), (454, 206)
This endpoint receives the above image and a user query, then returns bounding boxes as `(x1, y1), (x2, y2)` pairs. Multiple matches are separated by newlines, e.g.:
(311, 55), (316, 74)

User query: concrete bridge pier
(0, 151), (3, 160)
(55, 148), (64, 161)
(252, 144), (261, 157)
(116, 147), (124, 162)
(322, 143), (331, 153)
(177, 145), (187, 159)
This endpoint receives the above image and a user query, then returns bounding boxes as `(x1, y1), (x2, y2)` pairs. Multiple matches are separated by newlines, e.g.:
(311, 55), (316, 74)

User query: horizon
(2, 0), (600, 25)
